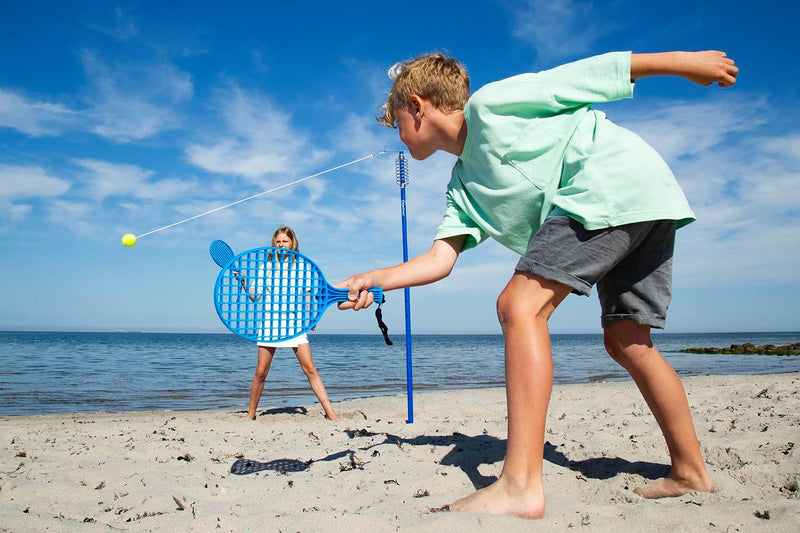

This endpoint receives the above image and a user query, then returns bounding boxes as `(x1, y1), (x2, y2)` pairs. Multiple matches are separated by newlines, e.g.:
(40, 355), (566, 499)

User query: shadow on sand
(231, 428), (669, 487)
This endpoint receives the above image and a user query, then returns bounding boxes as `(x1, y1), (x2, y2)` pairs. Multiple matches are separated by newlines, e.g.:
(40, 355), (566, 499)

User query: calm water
(1, 331), (799, 416)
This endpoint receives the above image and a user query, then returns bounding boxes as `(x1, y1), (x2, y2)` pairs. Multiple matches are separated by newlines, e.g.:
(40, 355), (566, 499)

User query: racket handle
(368, 287), (383, 303)
(329, 286), (383, 304)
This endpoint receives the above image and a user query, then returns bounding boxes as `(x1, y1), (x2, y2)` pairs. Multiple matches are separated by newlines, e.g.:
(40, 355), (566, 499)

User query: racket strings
(209, 240), (234, 267)
(217, 248), (325, 341)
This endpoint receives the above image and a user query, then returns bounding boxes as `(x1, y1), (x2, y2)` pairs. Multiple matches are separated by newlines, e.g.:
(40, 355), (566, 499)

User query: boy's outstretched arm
(336, 236), (464, 310)
(630, 51), (738, 87)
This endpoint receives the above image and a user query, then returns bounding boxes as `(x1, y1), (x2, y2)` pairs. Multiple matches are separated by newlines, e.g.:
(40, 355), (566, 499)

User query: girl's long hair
(269, 226), (298, 261)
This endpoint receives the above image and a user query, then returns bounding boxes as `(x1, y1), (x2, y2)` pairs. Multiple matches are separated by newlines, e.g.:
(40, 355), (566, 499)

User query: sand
(1, 372), (798, 532)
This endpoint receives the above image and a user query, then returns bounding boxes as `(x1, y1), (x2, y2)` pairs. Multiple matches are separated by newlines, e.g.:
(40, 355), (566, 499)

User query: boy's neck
(440, 110), (468, 157)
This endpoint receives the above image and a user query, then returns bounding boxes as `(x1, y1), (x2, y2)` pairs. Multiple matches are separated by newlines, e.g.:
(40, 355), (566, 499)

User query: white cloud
(0, 200), (31, 226)
(1, 52), (193, 143)
(44, 198), (97, 236)
(185, 84), (328, 180)
(72, 159), (154, 202)
(619, 97), (764, 163)
(0, 164), (71, 199)
(81, 51), (193, 141)
(0, 164), (71, 227)
(0, 89), (79, 136)
(5, 203), (32, 219)
(757, 133), (800, 162)
(71, 158), (196, 203)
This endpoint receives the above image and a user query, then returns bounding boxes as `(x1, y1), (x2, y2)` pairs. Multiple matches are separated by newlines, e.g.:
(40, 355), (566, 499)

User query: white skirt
(257, 333), (309, 348)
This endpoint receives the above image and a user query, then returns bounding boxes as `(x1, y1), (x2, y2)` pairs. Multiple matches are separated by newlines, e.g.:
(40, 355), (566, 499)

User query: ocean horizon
(1, 330), (799, 417)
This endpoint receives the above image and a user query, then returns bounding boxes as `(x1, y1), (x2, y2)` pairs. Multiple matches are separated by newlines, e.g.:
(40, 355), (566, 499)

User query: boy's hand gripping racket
(213, 246), (383, 343)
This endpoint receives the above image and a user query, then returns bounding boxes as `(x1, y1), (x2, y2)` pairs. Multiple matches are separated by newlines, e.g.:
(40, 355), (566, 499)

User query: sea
(1, 331), (799, 416)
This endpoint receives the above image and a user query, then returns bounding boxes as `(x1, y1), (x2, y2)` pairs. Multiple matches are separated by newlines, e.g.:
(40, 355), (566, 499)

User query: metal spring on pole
(395, 152), (409, 188)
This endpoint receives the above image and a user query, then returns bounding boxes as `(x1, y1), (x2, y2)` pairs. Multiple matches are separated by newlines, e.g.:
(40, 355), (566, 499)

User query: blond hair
(271, 226), (299, 251)
(378, 52), (470, 128)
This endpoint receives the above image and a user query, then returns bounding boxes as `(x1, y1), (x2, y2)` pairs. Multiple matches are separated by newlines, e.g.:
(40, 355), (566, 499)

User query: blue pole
(396, 151), (414, 423)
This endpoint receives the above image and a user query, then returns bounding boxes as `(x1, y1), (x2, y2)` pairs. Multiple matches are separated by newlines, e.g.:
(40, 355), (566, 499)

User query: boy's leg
(449, 272), (571, 518)
(596, 218), (712, 496)
(603, 320), (713, 497)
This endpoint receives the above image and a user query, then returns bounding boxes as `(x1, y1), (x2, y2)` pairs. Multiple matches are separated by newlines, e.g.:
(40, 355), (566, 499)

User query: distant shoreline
(681, 342), (800, 355)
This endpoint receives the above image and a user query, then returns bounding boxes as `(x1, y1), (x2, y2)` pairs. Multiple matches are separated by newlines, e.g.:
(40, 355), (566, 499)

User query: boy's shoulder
(467, 73), (533, 106)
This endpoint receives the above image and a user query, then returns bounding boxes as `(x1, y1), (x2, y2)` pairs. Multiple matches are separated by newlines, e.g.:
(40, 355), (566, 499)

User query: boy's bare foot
(633, 473), (713, 499)
(325, 413), (339, 421)
(448, 476), (545, 519)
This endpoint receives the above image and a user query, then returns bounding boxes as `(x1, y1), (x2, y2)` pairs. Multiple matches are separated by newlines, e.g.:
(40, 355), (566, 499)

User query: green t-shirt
(435, 51), (695, 254)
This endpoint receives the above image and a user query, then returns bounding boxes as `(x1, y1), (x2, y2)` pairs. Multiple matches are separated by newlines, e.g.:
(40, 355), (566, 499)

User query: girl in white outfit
(246, 226), (338, 420)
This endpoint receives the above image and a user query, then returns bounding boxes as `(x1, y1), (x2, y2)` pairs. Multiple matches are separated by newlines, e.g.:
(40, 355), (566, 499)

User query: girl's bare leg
(450, 273), (570, 518)
(248, 346), (276, 420)
(293, 343), (339, 420)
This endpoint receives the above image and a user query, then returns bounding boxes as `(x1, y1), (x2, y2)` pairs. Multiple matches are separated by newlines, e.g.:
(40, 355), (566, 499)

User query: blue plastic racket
(214, 247), (383, 343)
(209, 239), (235, 268)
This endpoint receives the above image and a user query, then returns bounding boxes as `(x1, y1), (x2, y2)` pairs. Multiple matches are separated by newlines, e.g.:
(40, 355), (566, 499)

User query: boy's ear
(409, 94), (424, 117)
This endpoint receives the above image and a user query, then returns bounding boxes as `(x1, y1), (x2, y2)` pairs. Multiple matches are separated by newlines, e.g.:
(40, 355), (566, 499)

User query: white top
(254, 258), (312, 344)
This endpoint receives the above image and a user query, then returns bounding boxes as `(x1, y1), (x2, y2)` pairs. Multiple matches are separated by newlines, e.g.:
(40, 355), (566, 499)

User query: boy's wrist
(630, 52), (681, 80)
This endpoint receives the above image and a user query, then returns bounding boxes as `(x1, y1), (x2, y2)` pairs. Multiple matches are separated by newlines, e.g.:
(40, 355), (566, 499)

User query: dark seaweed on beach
(339, 452), (369, 471)
(125, 510), (167, 522)
(680, 343), (800, 356)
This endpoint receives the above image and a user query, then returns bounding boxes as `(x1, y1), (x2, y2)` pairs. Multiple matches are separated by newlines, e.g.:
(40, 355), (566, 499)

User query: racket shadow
(231, 406), (309, 417)
(230, 457), (310, 475)
(260, 406), (309, 416)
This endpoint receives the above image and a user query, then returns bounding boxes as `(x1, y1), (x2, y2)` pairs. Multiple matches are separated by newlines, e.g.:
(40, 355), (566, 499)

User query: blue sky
(1, 0), (798, 335)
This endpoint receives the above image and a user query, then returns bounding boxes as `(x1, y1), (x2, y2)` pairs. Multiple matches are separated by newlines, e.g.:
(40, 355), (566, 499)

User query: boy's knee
(496, 276), (562, 329)
(603, 336), (627, 364)
(603, 320), (654, 365)
(495, 286), (528, 328)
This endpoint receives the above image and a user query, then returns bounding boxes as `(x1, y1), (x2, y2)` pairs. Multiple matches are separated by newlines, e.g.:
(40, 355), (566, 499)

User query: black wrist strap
(375, 296), (392, 345)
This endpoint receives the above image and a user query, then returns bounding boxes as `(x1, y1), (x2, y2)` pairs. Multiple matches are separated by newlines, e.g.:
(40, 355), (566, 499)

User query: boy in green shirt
(338, 50), (738, 519)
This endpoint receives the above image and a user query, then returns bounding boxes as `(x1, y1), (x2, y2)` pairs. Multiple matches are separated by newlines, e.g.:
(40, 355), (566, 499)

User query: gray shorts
(515, 216), (676, 329)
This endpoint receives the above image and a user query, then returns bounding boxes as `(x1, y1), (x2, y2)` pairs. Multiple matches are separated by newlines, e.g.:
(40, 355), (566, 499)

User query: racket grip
(330, 286), (383, 304)
(368, 287), (383, 303)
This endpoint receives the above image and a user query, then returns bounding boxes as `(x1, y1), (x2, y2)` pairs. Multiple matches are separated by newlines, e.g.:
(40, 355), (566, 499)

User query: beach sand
(1, 372), (798, 532)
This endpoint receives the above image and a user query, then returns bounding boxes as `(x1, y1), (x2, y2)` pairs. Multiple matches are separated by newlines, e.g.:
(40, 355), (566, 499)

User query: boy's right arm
(336, 236), (465, 310)
(630, 51), (738, 87)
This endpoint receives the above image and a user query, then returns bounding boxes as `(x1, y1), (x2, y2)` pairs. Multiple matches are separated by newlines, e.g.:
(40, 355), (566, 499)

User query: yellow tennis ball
(121, 233), (137, 247)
